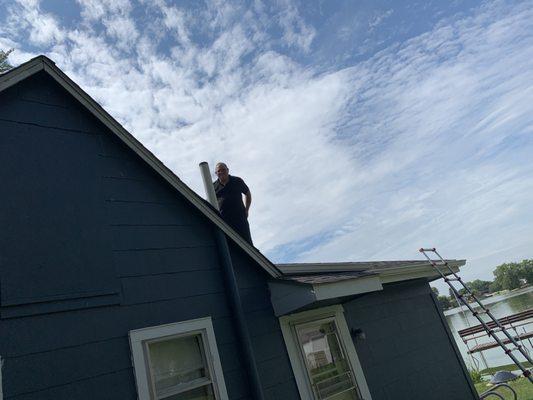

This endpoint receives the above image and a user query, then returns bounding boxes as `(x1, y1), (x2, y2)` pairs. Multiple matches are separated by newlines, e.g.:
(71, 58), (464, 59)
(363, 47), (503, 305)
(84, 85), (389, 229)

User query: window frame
(129, 317), (229, 400)
(280, 305), (372, 400)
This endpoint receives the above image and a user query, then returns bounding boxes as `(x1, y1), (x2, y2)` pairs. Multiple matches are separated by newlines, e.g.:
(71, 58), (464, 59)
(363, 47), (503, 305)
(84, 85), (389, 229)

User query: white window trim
(279, 305), (372, 400)
(129, 317), (229, 400)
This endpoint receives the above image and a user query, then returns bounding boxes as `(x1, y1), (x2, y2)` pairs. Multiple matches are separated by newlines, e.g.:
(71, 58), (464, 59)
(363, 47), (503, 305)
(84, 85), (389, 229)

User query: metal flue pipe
(198, 162), (265, 400)
(199, 162), (219, 210)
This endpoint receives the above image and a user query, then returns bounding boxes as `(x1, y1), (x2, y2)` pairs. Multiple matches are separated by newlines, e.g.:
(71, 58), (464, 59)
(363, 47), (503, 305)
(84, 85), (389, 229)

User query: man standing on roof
(213, 162), (253, 244)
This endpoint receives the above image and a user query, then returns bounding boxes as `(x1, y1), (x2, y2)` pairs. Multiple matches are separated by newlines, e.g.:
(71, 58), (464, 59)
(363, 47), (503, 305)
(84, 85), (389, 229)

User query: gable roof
(0, 55), (282, 278)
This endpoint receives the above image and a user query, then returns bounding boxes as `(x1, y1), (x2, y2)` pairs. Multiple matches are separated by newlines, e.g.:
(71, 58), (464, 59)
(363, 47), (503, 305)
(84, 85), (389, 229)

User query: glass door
(295, 318), (362, 400)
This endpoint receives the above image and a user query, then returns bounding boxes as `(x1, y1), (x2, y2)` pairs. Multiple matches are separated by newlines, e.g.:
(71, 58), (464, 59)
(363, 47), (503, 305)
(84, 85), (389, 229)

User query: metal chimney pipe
(198, 161), (265, 400)
(199, 161), (219, 210)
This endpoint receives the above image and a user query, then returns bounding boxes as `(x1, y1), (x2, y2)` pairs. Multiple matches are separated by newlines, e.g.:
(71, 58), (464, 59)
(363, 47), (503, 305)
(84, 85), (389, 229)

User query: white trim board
(279, 305), (372, 400)
(129, 317), (228, 400)
(0, 56), (282, 279)
(269, 275), (383, 316)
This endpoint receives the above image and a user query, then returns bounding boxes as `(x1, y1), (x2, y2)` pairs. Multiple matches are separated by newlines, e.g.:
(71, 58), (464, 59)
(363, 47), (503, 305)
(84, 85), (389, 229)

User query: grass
(480, 362), (533, 375)
(475, 378), (533, 399)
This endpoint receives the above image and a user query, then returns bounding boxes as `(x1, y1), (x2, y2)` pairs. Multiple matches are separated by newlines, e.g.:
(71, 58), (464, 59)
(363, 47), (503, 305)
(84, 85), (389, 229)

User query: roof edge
(277, 260), (467, 284)
(0, 55), (282, 278)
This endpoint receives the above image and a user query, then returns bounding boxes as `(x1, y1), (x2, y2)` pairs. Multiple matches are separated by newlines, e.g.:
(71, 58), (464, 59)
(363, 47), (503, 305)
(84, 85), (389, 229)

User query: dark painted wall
(343, 280), (478, 400)
(0, 71), (297, 399)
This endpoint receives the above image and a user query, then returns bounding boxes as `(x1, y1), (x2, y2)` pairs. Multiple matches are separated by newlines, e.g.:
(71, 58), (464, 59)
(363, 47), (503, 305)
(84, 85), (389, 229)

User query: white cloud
(1, 0), (532, 286)
(276, 0), (316, 52)
(1, 0), (65, 46)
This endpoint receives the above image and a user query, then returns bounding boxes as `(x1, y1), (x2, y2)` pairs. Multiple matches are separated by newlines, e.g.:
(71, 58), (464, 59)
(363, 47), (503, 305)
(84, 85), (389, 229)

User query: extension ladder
(419, 247), (533, 383)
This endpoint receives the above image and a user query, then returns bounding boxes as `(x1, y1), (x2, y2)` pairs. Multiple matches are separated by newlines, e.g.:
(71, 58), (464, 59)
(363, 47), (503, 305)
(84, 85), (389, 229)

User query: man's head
(215, 162), (229, 183)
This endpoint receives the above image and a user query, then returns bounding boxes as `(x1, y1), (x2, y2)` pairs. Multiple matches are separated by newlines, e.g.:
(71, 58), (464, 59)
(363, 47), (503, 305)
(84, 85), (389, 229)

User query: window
(280, 306), (372, 400)
(129, 317), (228, 400)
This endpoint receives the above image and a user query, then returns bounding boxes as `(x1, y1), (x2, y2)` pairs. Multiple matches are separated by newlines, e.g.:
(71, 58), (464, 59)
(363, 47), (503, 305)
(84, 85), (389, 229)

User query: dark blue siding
(229, 243), (300, 399)
(0, 72), (297, 399)
(343, 280), (478, 400)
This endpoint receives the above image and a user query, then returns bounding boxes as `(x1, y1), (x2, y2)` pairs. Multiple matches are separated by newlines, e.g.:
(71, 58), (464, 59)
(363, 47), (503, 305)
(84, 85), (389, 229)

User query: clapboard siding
(8, 369), (136, 400)
(0, 295), (232, 358)
(121, 270), (225, 304)
(0, 73), (108, 134)
(109, 224), (213, 250)
(343, 280), (477, 400)
(4, 337), (130, 396)
(105, 199), (198, 225)
(113, 246), (219, 277)
(0, 72), (273, 399)
(228, 242), (300, 399)
(0, 117), (119, 316)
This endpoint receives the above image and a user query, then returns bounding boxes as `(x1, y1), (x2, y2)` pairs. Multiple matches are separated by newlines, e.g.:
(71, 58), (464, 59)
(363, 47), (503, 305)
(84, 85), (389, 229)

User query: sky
(1, 0), (532, 292)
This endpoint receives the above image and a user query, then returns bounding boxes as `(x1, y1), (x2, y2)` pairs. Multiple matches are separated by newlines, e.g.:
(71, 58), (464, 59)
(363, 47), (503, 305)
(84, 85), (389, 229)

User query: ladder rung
(444, 276), (461, 282)
(504, 346), (523, 354)
(419, 248), (436, 252)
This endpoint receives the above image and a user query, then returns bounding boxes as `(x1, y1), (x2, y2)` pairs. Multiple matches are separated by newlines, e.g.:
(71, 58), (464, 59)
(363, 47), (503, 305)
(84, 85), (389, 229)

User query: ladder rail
(431, 251), (533, 366)
(420, 247), (533, 383)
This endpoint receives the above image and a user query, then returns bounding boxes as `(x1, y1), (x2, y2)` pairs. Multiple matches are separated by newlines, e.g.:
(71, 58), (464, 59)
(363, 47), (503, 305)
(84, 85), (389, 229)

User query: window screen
(296, 318), (362, 400)
(129, 318), (228, 400)
(146, 334), (215, 399)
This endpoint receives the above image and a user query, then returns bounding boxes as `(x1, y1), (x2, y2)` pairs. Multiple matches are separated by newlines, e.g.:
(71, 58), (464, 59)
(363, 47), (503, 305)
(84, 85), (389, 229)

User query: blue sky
(1, 0), (532, 291)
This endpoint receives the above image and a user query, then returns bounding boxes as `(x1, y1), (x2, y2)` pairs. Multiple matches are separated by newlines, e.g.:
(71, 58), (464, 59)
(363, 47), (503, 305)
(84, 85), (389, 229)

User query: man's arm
(244, 190), (252, 218)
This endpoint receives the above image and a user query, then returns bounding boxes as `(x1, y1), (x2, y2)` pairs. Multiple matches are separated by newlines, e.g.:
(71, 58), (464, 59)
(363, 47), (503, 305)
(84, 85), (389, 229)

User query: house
(0, 56), (479, 400)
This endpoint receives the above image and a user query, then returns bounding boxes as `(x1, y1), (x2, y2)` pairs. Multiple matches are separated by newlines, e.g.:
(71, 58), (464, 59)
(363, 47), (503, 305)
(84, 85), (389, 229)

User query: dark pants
(223, 215), (253, 245)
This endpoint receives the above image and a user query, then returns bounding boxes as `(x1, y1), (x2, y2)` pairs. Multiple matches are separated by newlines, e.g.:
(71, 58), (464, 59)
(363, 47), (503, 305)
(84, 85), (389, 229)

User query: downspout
(199, 162), (265, 400)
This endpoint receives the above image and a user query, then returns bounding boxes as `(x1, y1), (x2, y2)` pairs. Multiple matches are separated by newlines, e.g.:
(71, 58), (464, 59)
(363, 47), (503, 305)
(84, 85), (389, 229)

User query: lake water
(444, 286), (533, 370)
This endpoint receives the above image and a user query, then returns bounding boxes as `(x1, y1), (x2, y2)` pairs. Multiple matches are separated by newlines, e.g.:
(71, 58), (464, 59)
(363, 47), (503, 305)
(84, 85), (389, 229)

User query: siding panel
(343, 280), (477, 400)
(0, 119), (119, 312)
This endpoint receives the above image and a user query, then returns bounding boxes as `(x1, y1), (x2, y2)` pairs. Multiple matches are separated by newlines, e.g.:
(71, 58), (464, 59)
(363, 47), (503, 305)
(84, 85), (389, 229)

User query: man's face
(215, 164), (229, 181)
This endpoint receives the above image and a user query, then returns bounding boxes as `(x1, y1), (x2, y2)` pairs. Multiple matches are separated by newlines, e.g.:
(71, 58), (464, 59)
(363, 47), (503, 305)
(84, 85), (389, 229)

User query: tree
(437, 295), (451, 310)
(465, 279), (491, 296)
(431, 286), (439, 296)
(0, 49), (14, 73)
(492, 262), (522, 291)
(516, 259), (533, 284)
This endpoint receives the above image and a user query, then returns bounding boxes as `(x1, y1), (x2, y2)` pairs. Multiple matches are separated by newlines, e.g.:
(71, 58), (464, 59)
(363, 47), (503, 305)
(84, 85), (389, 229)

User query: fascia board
(279, 260), (466, 282)
(0, 58), (44, 92)
(277, 263), (369, 274)
(312, 275), (383, 301)
(378, 264), (462, 284)
(1, 56), (281, 278)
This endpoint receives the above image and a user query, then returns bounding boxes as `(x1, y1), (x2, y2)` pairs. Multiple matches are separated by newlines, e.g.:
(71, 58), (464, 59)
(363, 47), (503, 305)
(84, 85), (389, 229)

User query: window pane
(296, 320), (360, 400)
(148, 334), (209, 396)
(165, 384), (215, 400)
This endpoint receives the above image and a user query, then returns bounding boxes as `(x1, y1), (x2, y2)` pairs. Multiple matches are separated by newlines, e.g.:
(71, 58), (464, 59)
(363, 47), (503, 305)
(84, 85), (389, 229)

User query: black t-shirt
(213, 175), (249, 222)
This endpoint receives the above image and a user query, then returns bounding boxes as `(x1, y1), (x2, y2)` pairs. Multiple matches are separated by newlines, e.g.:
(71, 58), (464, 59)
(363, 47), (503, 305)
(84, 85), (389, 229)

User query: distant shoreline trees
(432, 259), (532, 310)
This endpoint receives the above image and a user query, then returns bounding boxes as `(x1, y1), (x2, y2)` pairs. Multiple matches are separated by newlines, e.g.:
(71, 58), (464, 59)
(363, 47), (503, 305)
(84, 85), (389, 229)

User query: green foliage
(467, 279), (491, 294)
(469, 368), (483, 384)
(437, 295), (451, 309)
(0, 48), (14, 73)
(431, 286), (439, 296)
(439, 259), (532, 310)
(489, 280), (502, 293)
(475, 377), (533, 400)
(492, 261), (531, 291)
(516, 259), (533, 284)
